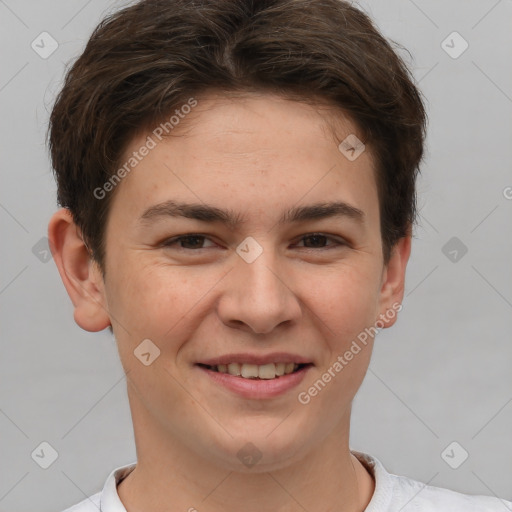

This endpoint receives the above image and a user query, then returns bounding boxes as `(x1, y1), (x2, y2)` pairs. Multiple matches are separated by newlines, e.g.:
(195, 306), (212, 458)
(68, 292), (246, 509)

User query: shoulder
(352, 450), (512, 512)
(58, 461), (136, 512)
(59, 491), (101, 512)
(388, 472), (512, 511)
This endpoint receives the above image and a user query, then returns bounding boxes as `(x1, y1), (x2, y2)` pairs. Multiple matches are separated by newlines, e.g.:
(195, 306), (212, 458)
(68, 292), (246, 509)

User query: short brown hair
(48, 0), (427, 272)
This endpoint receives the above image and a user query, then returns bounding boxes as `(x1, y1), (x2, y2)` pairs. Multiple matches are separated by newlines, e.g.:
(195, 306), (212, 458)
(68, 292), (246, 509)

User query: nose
(216, 243), (302, 335)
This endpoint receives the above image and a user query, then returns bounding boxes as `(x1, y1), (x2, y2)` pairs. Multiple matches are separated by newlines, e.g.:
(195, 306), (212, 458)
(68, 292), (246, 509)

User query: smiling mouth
(197, 362), (312, 380)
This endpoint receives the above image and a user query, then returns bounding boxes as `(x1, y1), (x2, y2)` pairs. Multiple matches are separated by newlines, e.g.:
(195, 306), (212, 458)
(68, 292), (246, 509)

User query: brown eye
(162, 234), (215, 250)
(296, 233), (345, 249)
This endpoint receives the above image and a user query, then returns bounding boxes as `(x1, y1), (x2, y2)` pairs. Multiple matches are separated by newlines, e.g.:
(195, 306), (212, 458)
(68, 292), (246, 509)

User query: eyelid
(293, 232), (347, 248)
(160, 233), (217, 249)
(160, 232), (347, 250)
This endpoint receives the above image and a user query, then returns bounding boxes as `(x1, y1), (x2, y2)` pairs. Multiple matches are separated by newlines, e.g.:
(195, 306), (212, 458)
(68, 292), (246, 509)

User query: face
(65, 92), (409, 472)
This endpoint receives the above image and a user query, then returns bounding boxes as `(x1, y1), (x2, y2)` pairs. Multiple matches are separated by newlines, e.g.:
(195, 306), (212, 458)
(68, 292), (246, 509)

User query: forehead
(109, 91), (379, 232)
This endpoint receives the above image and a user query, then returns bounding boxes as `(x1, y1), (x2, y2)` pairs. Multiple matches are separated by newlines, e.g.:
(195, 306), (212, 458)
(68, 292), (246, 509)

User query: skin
(48, 91), (411, 512)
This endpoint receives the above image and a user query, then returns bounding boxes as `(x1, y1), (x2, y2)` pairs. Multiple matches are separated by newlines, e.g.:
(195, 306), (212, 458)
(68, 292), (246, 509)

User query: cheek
(107, 259), (226, 343)
(107, 251), (382, 352)
(303, 262), (381, 338)
(110, 270), (188, 330)
(106, 265), (200, 384)
(296, 267), (379, 419)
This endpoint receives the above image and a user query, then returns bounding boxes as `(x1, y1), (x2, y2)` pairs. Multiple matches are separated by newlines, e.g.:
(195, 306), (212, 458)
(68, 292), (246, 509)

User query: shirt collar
(98, 451), (394, 511)
(99, 461), (136, 512)
(352, 450), (394, 511)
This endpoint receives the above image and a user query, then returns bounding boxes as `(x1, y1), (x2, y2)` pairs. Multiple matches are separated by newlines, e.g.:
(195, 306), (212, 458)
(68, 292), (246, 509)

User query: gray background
(0, 0), (511, 510)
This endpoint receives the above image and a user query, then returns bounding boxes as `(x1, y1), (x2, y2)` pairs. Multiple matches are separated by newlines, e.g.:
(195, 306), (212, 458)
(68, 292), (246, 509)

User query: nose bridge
(218, 236), (301, 334)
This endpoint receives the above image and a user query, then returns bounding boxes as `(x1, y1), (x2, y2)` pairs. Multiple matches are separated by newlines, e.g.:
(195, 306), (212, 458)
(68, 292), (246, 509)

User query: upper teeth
(212, 362), (299, 379)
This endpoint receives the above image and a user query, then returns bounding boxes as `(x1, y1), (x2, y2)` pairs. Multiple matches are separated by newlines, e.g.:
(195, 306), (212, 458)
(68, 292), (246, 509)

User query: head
(48, 0), (426, 471)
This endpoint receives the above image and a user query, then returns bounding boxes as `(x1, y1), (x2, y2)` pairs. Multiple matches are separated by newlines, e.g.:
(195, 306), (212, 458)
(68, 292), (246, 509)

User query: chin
(203, 422), (314, 473)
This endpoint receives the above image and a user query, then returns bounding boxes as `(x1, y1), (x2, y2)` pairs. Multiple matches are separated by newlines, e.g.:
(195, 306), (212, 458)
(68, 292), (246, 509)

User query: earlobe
(48, 208), (111, 332)
(377, 233), (411, 329)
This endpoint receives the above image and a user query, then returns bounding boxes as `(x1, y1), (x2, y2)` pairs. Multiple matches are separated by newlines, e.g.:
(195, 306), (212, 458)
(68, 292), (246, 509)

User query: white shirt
(61, 451), (512, 511)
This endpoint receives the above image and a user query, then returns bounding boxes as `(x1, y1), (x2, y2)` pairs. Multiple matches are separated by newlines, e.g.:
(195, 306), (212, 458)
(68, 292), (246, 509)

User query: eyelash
(160, 233), (347, 251)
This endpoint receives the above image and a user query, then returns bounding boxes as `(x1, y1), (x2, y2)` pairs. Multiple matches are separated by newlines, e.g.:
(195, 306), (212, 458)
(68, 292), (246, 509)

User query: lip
(197, 352), (313, 366)
(196, 363), (313, 399)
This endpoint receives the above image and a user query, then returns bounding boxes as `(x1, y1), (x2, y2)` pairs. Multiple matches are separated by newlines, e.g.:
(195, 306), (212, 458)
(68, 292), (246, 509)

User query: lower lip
(196, 364), (312, 399)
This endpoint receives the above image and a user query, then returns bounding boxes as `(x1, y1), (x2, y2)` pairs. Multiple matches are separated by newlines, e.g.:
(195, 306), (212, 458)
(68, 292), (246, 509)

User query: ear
(48, 208), (111, 332)
(376, 230), (412, 329)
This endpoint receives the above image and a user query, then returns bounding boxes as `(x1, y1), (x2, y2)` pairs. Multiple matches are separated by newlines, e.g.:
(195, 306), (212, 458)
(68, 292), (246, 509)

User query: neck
(118, 388), (375, 512)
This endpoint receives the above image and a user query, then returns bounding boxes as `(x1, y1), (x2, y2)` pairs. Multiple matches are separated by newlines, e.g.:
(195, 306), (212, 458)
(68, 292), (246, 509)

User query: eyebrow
(139, 200), (365, 229)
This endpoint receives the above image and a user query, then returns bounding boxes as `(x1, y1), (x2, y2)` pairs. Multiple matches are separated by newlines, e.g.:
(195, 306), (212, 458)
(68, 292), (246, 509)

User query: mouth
(195, 359), (314, 399)
(197, 362), (312, 380)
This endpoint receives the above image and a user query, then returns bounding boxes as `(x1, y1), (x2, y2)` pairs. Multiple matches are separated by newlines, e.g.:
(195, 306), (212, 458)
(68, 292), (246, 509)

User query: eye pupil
(163, 233), (342, 252)
(181, 235), (204, 249)
(304, 235), (327, 248)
